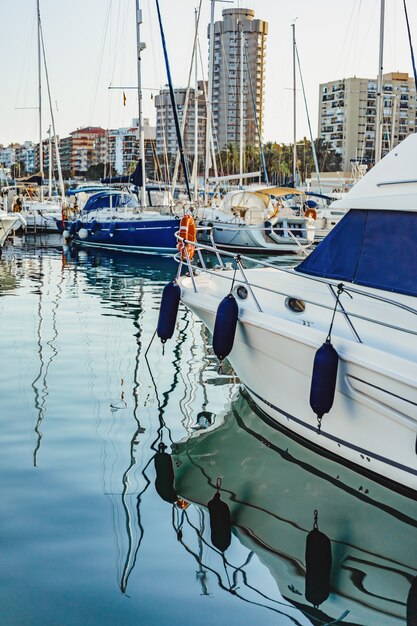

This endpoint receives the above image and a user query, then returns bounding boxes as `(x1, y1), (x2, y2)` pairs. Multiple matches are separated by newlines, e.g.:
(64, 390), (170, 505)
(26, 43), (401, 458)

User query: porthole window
(235, 284), (248, 300)
(285, 297), (305, 313)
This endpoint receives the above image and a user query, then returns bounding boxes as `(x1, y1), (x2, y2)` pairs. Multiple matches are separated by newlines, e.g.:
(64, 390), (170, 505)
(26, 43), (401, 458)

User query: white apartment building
(0, 142), (36, 174)
(107, 119), (156, 176)
(211, 8), (267, 152)
(319, 72), (417, 170)
(0, 144), (18, 169)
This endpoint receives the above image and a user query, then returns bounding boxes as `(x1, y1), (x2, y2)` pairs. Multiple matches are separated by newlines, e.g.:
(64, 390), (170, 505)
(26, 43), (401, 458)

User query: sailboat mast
(204, 0), (215, 204)
(375, 0), (385, 164)
(194, 8), (199, 203)
(239, 21), (244, 187)
(48, 126), (52, 197)
(135, 0), (146, 207)
(37, 0), (43, 202)
(292, 21), (297, 186)
(39, 21), (65, 201)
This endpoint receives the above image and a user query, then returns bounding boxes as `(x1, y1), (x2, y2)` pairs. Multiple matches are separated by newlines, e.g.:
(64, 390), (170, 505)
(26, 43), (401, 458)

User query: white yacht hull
(179, 270), (417, 492)
(22, 201), (62, 232)
(0, 212), (26, 248)
(198, 219), (311, 254)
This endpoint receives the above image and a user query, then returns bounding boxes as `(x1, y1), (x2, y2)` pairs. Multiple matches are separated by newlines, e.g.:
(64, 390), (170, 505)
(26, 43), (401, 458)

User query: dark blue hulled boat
(63, 189), (179, 255)
(60, 0), (193, 256)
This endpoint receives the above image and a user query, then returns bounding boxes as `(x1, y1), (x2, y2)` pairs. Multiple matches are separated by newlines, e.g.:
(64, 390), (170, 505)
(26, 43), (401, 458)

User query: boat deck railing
(175, 227), (417, 344)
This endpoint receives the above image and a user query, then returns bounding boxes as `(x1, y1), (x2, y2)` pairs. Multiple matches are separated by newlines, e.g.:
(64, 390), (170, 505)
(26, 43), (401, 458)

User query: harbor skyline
(1, 0), (416, 148)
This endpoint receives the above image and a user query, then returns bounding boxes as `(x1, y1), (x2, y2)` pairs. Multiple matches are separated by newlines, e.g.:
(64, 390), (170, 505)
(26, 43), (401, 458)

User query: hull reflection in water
(171, 391), (417, 626)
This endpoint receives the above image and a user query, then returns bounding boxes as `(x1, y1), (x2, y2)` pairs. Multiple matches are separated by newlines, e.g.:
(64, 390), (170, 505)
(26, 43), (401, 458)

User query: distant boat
(0, 210), (25, 252)
(197, 186), (315, 255)
(64, 189), (179, 255)
(16, 4), (66, 233)
(62, 0), (185, 255)
(176, 133), (417, 493)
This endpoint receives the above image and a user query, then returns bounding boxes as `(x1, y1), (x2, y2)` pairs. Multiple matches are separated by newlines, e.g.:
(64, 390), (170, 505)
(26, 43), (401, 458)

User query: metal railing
(175, 227), (417, 343)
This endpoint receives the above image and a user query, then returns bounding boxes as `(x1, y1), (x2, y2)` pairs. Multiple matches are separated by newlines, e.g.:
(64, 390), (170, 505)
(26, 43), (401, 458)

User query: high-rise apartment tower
(210, 8), (268, 152)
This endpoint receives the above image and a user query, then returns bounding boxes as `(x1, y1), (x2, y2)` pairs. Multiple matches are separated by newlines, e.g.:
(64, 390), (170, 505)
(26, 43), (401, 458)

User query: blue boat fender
(208, 488), (231, 552)
(75, 219), (82, 233)
(305, 510), (332, 608)
(109, 221), (118, 237)
(68, 222), (76, 237)
(157, 280), (181, 343)
(212, 293), (238, 365)
(154, 443), (177, 503)
(90, 219), (100, 234)
(309, 339), (339, 433)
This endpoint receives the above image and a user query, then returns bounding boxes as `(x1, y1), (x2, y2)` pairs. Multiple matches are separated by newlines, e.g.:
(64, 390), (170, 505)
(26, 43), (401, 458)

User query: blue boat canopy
(83, 191), (138, 213)
(296, 209), (417, 297)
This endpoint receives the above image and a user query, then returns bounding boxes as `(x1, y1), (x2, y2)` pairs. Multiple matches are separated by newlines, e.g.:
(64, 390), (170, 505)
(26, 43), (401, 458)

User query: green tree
(85, 163), (105, 180)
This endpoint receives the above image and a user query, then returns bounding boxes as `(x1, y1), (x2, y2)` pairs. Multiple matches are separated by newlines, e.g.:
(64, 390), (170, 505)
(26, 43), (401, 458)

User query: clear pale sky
(1, 0), (416, 147)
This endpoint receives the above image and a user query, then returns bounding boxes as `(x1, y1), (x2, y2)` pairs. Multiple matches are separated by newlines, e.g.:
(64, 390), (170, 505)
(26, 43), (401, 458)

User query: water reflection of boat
(171, 390), (417, 626)
(0, 258), (18, 293)
(64, 246), (178, 294)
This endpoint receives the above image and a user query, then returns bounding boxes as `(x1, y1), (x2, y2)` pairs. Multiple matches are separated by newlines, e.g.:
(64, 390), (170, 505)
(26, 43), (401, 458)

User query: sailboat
(15, 1), (65, 234)
(196, 7), (314, 255)
(66, 0), (185, 255)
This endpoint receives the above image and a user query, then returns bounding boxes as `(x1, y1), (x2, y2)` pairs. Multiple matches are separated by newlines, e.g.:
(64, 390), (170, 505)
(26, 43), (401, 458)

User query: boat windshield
(83, 192), (139, 213)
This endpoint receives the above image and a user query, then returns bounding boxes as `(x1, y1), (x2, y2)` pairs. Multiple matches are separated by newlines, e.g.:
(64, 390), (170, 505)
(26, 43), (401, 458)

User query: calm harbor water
(0, 235), (416, 626)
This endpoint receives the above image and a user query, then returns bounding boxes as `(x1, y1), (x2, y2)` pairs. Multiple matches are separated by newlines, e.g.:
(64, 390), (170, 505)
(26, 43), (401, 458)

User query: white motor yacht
(174, 134), (417, 493)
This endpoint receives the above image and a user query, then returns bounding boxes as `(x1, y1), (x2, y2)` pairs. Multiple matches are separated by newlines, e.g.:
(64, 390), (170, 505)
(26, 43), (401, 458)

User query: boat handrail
(175, 229), (417, 341)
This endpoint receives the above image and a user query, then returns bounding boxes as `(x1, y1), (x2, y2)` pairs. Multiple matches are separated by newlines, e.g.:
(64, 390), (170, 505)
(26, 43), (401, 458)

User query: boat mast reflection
(118, 292), (193, 593)
(31, 254), (63, 466)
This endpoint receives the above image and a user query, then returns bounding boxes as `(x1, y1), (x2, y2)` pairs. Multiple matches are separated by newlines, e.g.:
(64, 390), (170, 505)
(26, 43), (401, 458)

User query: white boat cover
(219, 187), (304, 225)
(331, 133), (417, 212)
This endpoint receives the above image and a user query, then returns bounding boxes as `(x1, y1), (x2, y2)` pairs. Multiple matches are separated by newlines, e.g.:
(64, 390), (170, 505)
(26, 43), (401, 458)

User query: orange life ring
(177, 214), (196, 260)
(305, 208), (317, 220)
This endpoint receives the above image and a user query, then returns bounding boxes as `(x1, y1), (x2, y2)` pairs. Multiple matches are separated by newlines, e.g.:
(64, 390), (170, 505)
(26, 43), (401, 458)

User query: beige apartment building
(154, 82), (207, 168)
(211, 8), (267, 152)
(319, 72), (417, 171)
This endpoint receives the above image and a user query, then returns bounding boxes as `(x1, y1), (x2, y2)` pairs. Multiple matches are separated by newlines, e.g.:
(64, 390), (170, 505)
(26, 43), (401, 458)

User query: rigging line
(176, 510), (304, 624)
(39, 23), (64, 198)
(197, 38), (222, 178)
(88, 0), (113, 125)
(356, 2), (377, 76)
(144, 308), (191, 451)
(109, 0), (123, 84)
(171, 0), (203, 196)
(15, 12), (36, 115)
(295, 44), (321, 192)
(244, 42), (268, 184)
(334, 0), (360, 79)
(120, 452), (154, 593)
(147, 0), (163, 96)
(403, 0), (417, 92)
(154, 0), (192, 201)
